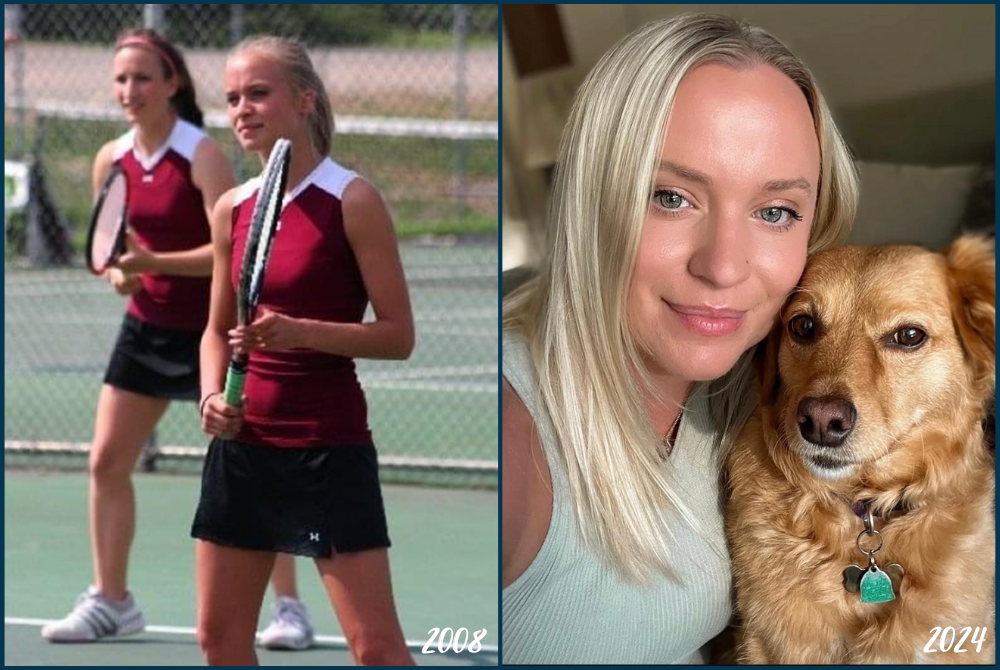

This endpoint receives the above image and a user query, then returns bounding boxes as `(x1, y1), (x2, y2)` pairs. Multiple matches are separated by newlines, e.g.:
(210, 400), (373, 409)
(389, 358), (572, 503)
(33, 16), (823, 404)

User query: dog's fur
(725, 236), (996, 664)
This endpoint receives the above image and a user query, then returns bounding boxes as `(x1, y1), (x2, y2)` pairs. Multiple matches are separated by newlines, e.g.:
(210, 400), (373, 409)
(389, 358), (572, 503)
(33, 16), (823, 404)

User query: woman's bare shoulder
(502, 376), (553, 588)
(503, 377), (535, 452)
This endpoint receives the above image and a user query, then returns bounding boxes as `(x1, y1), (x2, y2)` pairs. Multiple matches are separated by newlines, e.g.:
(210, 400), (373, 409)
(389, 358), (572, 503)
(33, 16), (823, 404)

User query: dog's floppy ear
(754, 319), (784, 407)
(945, 234), (995, 399)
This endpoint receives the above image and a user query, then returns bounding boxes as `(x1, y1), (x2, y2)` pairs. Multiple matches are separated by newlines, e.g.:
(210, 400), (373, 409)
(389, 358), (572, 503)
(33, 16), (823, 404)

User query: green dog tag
(860, 564), (895, 603)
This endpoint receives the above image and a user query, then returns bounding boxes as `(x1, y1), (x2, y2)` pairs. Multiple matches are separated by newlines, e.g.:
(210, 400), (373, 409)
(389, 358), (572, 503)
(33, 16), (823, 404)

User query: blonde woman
(502, 14), (858, 664)
(194, 36), (414, 666)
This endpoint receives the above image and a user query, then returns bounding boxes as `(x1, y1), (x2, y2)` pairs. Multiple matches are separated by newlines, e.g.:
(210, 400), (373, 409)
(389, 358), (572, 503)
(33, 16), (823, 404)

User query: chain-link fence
(4, 4), (498, 487)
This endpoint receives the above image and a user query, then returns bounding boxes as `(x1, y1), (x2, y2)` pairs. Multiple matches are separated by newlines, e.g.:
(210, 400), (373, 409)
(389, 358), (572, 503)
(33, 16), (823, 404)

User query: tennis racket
(223, 138), (292, 408)
(85, 165), (129, 275)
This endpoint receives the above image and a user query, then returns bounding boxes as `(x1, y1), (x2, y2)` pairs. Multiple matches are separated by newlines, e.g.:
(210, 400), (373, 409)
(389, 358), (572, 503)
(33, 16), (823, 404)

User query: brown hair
(115, 28), (203, 128)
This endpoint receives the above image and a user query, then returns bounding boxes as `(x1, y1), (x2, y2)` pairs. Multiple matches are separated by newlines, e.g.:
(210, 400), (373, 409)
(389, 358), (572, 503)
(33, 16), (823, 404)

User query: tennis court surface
(5, 471), (498, 666)
(5, 242), (499, 665)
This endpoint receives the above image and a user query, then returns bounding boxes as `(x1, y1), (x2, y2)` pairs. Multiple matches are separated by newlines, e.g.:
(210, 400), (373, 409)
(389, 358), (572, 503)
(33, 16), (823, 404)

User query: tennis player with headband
(193, 36), (415, 666)
(40, 29), (234, 643)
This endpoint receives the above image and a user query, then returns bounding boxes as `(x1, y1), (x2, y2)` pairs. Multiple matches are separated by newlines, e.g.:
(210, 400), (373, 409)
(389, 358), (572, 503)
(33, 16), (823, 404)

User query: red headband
(114, 36), (177, 77)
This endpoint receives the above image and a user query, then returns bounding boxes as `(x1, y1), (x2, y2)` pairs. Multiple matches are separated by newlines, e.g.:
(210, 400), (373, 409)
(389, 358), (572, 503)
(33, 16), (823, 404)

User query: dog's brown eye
(891, 327), (927, 348)
(788, 315), (815, 341)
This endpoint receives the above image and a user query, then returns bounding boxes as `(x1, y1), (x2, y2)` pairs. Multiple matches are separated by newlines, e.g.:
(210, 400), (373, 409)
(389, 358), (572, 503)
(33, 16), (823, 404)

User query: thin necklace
(661, 410), (683, 457)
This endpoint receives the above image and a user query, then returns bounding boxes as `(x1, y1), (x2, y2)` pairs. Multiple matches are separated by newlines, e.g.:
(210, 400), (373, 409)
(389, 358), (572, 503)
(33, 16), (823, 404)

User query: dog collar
(850, 499), (910, 520)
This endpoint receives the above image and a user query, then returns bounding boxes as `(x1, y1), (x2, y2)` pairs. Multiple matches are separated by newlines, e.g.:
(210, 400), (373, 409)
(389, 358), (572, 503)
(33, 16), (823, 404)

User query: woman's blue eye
(761, 207), (785, 223)
(654, 191), (687, 210)
(757, 206), (803, 226)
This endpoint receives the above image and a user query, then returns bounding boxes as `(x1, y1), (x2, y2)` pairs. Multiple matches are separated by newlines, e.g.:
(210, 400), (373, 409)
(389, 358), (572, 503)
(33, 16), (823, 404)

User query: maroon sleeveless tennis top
(230, 157), (372, 448)
(113, 119), (212, 332)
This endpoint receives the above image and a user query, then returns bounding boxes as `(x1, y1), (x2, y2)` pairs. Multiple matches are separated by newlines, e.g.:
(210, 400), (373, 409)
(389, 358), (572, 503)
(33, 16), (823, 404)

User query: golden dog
(726, 235), (996, 664)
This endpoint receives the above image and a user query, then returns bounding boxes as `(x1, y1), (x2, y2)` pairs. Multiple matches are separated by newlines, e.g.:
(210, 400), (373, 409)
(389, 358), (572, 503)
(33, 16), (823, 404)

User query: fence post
(139, 431), (158, 472)
(229, 4), (245, 175)
(453, 4), (469, 221)
(144, 4), (165, 32)
(229, 4), (244, 46)
(6, 4), (26, 158)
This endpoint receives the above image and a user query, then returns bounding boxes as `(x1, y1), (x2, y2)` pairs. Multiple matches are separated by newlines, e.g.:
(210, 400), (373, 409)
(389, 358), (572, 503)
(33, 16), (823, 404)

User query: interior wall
(502, 3), (995, 266)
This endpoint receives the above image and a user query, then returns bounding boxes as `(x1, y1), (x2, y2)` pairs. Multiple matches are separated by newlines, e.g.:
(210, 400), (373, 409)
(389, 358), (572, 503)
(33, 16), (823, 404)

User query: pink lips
(667, 303), (746, 337)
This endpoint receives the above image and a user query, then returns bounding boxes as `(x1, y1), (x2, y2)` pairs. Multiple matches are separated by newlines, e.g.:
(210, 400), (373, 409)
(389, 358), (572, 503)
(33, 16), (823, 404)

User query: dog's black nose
(797, 396), (856, 447)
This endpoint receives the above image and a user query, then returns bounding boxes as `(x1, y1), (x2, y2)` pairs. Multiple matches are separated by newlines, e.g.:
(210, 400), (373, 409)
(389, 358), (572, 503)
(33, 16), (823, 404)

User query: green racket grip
(223, 363), (246, 408)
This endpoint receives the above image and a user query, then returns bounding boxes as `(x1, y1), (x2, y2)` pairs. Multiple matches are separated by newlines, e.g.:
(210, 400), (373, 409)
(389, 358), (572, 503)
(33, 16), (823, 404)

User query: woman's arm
(116, 137), (236, 277)
(232, 178), (416, 360)
(199, 187), (243, 437)
(92, 140), (116, 197)
(502, 378), (552, 589)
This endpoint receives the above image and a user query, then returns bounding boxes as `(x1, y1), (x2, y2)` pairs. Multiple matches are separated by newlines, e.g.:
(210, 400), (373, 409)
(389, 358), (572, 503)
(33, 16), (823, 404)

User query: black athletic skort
(190, 438), (391, 558)
(103, 313), (200, 401)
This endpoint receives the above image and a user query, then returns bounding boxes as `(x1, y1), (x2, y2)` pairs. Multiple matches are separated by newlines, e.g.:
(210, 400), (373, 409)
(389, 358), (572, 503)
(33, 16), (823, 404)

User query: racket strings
(237, 139), (291, 325)
(248, 142), (290, 304)
(87, 170), (129, 274)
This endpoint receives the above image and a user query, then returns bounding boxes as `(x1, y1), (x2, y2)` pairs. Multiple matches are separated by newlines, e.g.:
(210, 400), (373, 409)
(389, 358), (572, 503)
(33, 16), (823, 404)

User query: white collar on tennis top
(113, 118), (204, 172)
(233, 157), (357, 209)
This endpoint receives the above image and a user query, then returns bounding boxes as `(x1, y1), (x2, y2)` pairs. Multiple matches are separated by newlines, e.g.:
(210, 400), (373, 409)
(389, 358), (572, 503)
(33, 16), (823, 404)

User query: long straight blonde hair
(504, 13), (859, 582)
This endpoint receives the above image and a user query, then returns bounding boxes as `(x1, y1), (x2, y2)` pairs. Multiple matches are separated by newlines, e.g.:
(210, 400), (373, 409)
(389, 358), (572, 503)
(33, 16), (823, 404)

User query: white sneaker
(41, 586), (146, 642)
(258, 596), (315, 650)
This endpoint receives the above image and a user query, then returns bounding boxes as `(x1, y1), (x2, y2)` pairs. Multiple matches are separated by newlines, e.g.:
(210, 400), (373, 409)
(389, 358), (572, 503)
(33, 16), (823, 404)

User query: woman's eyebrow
(763, 177), (813, 197)
(659, 161), (813, 197)
(658, 160), (711, 185)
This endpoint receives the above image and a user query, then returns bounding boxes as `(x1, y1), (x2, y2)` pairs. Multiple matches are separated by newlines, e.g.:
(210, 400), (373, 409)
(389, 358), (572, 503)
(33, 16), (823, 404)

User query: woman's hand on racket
(114, 230), (157, 273)
(106, 267), (142, 295)
(200, 392), (245, 437)
(229, 308), (303, 353)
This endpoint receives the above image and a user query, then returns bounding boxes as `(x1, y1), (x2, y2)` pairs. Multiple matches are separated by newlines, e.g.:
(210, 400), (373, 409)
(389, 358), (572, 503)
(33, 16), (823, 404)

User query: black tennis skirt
(190, 438), (391, 558)
(103, 313), (201, 401)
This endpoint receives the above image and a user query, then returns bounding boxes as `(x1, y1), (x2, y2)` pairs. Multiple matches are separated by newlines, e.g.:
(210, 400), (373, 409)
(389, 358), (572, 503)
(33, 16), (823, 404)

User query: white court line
(6, 442), (497, 472)
(21, 100), (500, 141)
(420, 326), (497, 338)
(3, 314), (498, 327)
(4, 315), (124, 325)
(367, 380), (496, 394)
(2, 368), (497, 394)
(3, 272), (495, 288)
(360, 365), (497, 381)
(361, 365), (498, 393)
(4, 284), (112, 297)
(417, 309), (496, 322)
(3, 616), (499, 655)
(4, 310), (498, 327)
(3, 276), (496, 292)
(4, 271), (494, 292)
(407, 267), (496, 280)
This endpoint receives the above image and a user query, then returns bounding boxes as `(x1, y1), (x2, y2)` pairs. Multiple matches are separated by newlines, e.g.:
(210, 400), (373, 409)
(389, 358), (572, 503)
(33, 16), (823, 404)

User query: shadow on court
(4, 472), (498, 666)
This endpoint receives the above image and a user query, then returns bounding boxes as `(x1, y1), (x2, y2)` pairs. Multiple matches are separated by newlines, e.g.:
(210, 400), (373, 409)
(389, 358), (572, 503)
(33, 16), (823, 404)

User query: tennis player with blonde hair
(194, 36), (414, 666)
